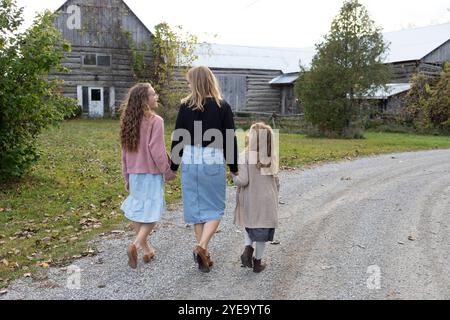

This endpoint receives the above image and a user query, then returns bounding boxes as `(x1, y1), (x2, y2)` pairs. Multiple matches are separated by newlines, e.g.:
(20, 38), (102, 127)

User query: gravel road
(1, 149), (449, 300)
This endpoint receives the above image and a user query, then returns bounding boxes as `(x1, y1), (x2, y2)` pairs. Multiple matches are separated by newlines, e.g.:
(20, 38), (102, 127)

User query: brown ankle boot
(253, 258), (266, 273)
(241, 246), (254, 268)
(194, 246), (211, 273)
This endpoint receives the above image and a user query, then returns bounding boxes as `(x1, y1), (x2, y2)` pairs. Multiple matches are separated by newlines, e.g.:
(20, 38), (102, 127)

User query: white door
(89, 87), (104, 117)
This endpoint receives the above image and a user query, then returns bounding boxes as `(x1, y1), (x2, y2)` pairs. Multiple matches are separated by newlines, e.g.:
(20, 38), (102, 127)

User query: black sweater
(170, 98), (238, 173)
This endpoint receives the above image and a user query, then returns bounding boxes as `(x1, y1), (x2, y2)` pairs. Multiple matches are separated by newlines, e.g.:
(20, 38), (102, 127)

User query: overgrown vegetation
(0, 0), (77, 182)
(404, 63), (450, 133)
(126, 22), (199, 121)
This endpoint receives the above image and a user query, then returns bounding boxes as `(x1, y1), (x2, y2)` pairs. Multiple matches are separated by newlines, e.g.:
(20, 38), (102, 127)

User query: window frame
(81, 53), (112, 68)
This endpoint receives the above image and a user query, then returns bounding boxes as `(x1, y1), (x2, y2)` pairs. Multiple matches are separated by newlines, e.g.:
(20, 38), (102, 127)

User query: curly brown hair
(120, 83), (155, 152)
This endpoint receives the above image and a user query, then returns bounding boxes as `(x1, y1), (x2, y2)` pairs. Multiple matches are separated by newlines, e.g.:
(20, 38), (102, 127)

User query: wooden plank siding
(391, 61), (419, 83)
(211, 69), (282, 113)
(50, 0), (153, 116)
(172, 68), (282, 113)
(423, 39), (450, 64)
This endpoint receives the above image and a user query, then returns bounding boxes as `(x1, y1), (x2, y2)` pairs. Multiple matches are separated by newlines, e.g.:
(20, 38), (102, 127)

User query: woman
(170, 66), (238, 273)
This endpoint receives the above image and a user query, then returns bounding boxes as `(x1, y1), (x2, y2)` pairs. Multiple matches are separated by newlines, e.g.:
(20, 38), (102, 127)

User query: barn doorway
(88, 87), (104, 117)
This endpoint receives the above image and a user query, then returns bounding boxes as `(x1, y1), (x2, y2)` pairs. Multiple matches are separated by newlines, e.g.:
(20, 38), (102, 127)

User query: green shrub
(0, 0), (77, 181)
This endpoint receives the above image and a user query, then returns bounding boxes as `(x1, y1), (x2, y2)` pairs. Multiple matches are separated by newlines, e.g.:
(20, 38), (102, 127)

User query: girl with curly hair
(120, 83), (176, 269)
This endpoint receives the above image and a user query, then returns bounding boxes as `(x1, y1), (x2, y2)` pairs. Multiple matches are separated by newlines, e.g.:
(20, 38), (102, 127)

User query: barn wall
(50, 46), (152, 115)
(391, 61), (419, 83)
(213, 69), (282, 113)
(53, 0), (152, 49)
(172, 68), (282, 113)
(51, 0), (153, 116)
(423, 40), (450, 63)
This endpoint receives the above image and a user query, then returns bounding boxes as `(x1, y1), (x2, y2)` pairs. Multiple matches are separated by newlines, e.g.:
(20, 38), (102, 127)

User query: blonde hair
(181, 66), (222, 111)
(246, 122), (278, 175)
(120, 83), (156, 152)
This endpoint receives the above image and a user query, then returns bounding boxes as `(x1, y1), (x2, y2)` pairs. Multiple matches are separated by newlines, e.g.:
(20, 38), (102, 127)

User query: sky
(16, 0), (450, 48)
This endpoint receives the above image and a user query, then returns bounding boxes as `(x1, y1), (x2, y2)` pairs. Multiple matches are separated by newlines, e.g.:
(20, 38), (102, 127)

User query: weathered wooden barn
(190, 44), (314, 115)
(50, 0), (310, 117)
(50, 0), (449, 118)
(268, 23), (450, 113)
(50, 0), (153, 118)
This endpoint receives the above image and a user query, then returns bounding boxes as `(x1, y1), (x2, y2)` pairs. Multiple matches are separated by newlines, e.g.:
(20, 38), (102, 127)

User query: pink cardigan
(121, 115), (171, 183)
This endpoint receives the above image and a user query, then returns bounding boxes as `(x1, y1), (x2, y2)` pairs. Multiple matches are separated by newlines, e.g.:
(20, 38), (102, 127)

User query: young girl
(231, 122), (280, 273)
(120, 83), (176, 269)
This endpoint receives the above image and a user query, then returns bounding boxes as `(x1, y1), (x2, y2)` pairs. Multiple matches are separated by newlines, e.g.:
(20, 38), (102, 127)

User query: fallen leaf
(23, 273), (32, 278)
(270, 241), (281, 245)
(398, 241), (405, 245)
(1, 259), (9, 267)
(32, 270), (49, 281)
(408, 236), (416, 241)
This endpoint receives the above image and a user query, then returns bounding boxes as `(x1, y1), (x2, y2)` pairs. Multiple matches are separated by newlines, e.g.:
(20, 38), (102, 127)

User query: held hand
(228, 172), (237, 183)
(165, 170), (177, 182)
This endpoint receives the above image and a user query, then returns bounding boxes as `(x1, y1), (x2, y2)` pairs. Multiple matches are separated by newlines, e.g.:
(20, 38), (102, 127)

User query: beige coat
(233, 152), (280, 229)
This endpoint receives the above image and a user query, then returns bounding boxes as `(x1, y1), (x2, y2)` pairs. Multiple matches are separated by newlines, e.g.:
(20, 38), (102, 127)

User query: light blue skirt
(181, 146), (226, 225)
(121, 173), (165, 224)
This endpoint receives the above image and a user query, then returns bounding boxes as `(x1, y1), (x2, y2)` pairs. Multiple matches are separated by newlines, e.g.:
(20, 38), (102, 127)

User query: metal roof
(364, 83), (412, 99)
(384, 23), (450, 63)
(269, 73), (300, 85)
(192, 43), (315, 73)
(52, 2), (449, 72)
(193, 23), (450, 72)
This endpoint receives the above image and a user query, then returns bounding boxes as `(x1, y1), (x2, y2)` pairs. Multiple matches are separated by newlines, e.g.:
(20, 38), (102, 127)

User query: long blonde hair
(181, 66), (222, 111)
(246, 122), (278, 175)
(120, 83), (156, 152)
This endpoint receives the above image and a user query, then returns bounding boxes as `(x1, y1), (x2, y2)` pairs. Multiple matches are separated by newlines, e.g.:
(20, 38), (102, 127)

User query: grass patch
(1, 119), (449, 288)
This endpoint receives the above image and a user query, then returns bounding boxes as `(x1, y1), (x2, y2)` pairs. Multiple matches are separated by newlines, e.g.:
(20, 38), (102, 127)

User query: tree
(126, 22), (199, 119)
(295, 0), (392, 138)
(150, 23), (198, 118)
(0, 0), (77, 181)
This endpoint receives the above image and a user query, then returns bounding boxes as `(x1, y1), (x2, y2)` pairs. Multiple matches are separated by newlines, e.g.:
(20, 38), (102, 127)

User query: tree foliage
(295, 0), (392, 138)
(126, 22), (198, 119)
(0, 0), (77, 181)
(405, 63), (450, 132)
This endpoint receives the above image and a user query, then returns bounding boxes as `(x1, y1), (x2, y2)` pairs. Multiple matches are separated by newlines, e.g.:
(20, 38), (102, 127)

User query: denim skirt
(181, 145), (226, 225)
(121, 173), (165, 224)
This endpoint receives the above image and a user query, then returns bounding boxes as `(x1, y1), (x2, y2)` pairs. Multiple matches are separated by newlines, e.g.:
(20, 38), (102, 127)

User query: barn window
(97, 55), (111, 66)
(83, 54), (97, 65)
(91, 89), (101, 101)
(82, 54), (112, 67)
